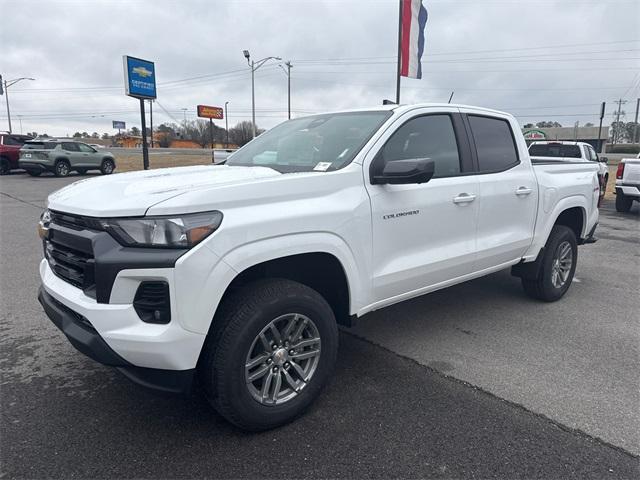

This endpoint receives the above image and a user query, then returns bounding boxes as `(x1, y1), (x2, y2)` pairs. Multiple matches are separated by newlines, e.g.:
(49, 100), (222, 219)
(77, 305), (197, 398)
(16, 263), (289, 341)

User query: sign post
(197, 105), (224, 150)
(597, 101), (606, 153)
(123, 56), (157, 169)
(112, 120), (126, 137)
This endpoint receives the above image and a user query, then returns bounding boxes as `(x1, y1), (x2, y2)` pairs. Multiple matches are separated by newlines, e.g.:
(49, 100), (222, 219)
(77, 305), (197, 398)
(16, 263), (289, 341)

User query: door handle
(515, 187), (533, 196)
(453, 193), (477, 204)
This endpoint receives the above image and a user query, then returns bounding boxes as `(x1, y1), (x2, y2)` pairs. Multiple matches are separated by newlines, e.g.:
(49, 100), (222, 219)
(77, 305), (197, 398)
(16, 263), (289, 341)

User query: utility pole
(613, 98), (627, 144)
(395, 0), (403, 104)
(634, 97), (639, 144)
(0, 76), (35, 133)
(597, 101), (605, 153)
(149, 99), (154, 148)
(181, 108), (188, 135)
(243, 50), (282, 139)
(285, 61), (292, 119)
(224, 101), (229, 148)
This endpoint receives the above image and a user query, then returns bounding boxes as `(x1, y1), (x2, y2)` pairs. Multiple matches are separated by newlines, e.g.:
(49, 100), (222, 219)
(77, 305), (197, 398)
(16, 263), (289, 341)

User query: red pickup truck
(0, 133), (34, 175)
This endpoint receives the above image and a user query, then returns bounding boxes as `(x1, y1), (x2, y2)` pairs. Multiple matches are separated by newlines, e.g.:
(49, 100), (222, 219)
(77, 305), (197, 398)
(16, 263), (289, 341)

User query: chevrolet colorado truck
(615, 153), (640, 212)
(36, 104), (599, 430)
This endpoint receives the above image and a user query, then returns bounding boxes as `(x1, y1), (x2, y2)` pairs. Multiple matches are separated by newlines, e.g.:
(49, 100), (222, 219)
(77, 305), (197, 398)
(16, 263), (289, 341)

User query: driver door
(365, 109), (479, 305)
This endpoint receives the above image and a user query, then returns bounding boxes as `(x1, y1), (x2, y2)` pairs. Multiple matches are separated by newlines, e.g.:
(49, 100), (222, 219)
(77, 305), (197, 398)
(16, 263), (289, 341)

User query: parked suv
(0, 133), (34, 175)
(19, 140), (116, 177)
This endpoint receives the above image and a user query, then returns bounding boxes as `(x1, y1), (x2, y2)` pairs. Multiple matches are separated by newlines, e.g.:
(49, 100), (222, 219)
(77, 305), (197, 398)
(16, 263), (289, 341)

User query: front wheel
(100, 159), (115, 175)
(522, 225), (577, 302)
(199, 279), (338, 431)
(615, 192), (633, 213)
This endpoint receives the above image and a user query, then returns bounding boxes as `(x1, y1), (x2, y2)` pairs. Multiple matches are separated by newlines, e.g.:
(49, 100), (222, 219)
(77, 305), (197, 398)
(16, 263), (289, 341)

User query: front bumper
(39, 259), (205, 393)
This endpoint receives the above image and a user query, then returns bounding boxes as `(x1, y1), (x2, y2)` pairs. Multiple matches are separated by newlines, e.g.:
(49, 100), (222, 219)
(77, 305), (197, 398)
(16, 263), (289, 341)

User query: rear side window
(23, 142), (57, 150)
(379, 114), (461, 178)
(468, 115), (519, 172)
(62, 142), (80, 152)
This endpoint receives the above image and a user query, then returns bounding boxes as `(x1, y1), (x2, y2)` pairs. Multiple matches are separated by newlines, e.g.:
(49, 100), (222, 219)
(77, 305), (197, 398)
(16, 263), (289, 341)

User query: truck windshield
(226, 111), (392, 173)
(529, 144), (581, 158)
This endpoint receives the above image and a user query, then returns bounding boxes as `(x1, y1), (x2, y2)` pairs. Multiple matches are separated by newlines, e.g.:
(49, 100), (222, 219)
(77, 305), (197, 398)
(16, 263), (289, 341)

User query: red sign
(197, 105), (224, 119)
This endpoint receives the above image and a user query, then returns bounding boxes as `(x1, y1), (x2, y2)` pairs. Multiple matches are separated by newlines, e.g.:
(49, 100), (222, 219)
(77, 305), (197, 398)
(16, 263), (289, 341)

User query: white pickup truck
(529, 140), (609, 198)
(37, 104), (599, 430)
(615, 153), (640, 212)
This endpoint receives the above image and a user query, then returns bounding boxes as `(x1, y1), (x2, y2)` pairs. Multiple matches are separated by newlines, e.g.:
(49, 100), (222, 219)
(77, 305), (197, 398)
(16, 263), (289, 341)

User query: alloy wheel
(245, 313), (321, 406)
(551, 240), (573, 288)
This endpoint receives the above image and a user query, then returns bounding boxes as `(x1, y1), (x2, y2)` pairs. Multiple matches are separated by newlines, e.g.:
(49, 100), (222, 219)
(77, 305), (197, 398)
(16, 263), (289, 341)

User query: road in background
(1, 174), (638, 478)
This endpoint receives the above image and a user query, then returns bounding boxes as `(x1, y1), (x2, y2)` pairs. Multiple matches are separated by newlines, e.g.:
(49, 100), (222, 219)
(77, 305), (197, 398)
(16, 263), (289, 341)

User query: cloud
(1, 0), (638, 136)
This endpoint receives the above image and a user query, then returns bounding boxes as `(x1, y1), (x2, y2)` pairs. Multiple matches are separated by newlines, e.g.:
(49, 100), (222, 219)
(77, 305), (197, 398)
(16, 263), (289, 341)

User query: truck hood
(47, 165), (281, 217)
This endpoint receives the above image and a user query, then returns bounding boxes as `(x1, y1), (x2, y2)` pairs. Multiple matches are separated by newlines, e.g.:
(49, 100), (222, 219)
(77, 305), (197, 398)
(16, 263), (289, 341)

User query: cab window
(78, 143), (96, 153)
(468, 115), (520, 172)
(377, 114), (461, 178)
(62, 143), (80, 152)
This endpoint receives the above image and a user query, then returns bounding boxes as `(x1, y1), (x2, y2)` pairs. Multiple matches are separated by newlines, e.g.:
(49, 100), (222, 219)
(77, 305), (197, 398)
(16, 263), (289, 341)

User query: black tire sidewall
(0, 158), (9, 175)
(539, 226), (577, 301)
(213, 281), (338, 430)
(27, 170), (41, 177)
(615, 193), (632, 212)
(101, 159), (114, 174)
(55, 160), (70, 177)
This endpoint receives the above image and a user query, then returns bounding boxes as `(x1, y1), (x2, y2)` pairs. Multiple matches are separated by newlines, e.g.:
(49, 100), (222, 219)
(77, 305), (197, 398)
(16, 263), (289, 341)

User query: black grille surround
(44, 211), (187, 304)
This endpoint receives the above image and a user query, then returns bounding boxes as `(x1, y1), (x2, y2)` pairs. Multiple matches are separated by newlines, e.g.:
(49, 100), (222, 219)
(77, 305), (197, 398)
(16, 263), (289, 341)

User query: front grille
(49, 211), (103, 231)
(45, 240), (95, 294)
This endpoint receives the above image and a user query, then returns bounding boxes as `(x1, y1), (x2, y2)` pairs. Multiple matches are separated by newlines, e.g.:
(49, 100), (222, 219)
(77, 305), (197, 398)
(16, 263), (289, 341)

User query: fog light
(133, 281), (171, 324)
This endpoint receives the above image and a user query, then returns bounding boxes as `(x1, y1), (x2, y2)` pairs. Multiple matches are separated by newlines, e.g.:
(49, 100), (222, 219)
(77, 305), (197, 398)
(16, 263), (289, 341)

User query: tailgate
(621, 159), (640, 185)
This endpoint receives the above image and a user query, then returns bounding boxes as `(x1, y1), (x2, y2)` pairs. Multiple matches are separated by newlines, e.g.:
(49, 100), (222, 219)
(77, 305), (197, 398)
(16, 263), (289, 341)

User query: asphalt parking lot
(1, 172), (639, 479)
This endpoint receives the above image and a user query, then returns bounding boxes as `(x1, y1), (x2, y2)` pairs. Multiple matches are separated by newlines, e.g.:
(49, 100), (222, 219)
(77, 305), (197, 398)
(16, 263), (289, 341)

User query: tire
(0, 157), (9, 175)
(522, 225), (577, 302)
(77, 168), (87, 175)
(54, 159), (70, 177)
(615, 192), (633, 213)
(26, 170), (41, 177)
(100, 158), (115, 175)
(199, 278), (339, 431)
(600, 175), (608, 197)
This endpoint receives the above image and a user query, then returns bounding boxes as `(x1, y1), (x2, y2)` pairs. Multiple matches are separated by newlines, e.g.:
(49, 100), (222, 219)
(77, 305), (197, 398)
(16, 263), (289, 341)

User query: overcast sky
(1, 0), (638, 137)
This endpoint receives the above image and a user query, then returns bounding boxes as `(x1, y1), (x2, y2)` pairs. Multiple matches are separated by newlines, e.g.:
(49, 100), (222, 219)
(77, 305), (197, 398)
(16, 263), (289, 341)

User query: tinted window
(379, 115), (461, 178)
(529, 144), (581, 158)
(22, 142), (57, 150)
(468, 116), (519, 172)
(62, 142), (80, 152)
(587, 146), (598, 161)
(78, 143), (95, 153)
(3, 136), (26, 146)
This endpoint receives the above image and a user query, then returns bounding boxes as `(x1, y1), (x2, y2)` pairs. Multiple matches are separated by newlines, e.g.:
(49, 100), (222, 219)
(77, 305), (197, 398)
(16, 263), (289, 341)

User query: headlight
(101, 211), (223, 248)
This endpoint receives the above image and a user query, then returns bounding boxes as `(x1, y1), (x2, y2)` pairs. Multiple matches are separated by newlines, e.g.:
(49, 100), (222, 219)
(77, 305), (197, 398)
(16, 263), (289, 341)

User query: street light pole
(224, 101), (229, 148)
(243, 51), (281, 139)
(280, 61), (292, 119)
(0, 77), (35, 133)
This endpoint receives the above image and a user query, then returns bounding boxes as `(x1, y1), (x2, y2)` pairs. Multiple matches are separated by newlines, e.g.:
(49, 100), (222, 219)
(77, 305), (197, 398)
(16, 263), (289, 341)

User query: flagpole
(395, 0), (403, 104)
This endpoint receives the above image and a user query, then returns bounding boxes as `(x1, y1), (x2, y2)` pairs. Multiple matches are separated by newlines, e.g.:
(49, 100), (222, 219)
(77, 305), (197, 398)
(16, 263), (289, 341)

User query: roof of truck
(322, 103), (511, 117)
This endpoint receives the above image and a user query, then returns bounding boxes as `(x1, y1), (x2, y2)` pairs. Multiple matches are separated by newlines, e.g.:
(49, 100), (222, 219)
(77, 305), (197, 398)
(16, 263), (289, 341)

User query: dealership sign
(523, 129), (547, 140)
(197, 105), (224, 119)
(123, 56), (157, 99)
(112, 120), (126, 129)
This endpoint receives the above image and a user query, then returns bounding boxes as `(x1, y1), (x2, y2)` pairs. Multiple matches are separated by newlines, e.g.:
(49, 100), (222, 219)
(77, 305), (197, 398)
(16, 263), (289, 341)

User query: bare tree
(229, 121), (256, 147)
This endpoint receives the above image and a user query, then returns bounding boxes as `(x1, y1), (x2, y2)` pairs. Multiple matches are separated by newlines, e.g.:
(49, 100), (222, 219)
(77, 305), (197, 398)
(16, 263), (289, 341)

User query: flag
(400, 0), (428, 79)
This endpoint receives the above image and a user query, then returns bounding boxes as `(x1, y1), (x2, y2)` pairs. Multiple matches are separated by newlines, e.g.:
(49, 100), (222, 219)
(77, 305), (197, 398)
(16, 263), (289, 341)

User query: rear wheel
(522, 225), (577, 302)
(54, 160), (70, 177)
(26, 170), (41, 177)
(199, 278), (338, 431)
(615, 192), (633, 213)
(0, 157), (9, 175)
(600, 174), (608, 197)
(100, 158), (115, 175)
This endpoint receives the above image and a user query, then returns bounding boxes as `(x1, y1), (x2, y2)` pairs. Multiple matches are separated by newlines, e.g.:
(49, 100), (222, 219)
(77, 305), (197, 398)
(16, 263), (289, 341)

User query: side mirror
(599, 156), (608, 164)
(371, 158), (435, 185)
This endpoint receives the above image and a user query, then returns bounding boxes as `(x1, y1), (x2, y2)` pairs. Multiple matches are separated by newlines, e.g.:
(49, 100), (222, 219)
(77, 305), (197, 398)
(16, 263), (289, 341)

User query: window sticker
(313, 162), (332, 171)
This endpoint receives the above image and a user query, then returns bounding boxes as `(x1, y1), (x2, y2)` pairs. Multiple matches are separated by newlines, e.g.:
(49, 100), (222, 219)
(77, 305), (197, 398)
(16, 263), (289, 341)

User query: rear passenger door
(77, 143), (99, 167)
(462, 110), (538, 271)
(61, 142), (82, 165)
